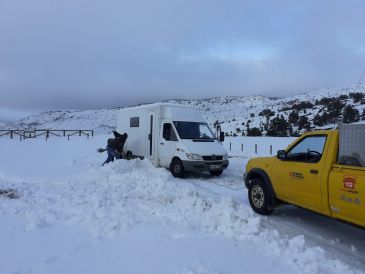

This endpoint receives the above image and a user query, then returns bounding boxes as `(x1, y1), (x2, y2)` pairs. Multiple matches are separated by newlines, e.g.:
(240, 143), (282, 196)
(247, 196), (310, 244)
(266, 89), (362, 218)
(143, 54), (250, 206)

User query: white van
(117, 103), (229, 177)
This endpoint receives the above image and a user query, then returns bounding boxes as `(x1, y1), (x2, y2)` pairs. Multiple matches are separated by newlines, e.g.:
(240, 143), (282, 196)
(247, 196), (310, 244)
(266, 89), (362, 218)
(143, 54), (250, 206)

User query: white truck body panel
(117, 103), (228, 172)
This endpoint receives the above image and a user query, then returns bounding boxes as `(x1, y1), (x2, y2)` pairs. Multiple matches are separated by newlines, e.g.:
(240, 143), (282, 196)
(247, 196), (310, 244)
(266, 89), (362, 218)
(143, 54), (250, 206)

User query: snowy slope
(1, 83), (365, 135)
(171, 83), (365, 135)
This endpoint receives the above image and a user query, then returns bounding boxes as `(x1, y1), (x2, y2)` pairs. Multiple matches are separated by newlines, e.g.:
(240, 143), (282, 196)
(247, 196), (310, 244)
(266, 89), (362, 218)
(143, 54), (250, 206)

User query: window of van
(130, 117), (139, 127)
(163, 123), (178, 141)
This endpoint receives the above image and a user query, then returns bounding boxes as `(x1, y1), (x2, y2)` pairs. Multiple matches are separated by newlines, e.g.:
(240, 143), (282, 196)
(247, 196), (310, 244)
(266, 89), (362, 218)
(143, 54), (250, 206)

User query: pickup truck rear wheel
(248, 178), (273, 215)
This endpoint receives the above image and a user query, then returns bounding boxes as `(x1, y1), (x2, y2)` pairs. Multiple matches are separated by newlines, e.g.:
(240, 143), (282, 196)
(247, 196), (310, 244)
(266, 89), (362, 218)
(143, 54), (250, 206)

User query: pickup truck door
(329, 166), (365, 227)
(272, 135), (328, 210)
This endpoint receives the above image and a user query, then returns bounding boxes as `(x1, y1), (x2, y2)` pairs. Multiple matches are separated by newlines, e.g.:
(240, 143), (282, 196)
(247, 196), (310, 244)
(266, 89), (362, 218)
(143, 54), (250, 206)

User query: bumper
(243, 172), (249, 186)
(182, 160), (229, 172)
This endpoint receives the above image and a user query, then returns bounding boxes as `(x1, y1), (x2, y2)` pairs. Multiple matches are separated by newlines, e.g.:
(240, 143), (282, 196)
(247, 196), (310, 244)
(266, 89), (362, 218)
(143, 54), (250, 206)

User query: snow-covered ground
(0, 136), (364, 274)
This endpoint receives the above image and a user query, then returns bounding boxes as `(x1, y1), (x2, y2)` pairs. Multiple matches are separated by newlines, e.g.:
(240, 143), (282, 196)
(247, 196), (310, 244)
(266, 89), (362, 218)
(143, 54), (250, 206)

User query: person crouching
(99, 131), (128, 166)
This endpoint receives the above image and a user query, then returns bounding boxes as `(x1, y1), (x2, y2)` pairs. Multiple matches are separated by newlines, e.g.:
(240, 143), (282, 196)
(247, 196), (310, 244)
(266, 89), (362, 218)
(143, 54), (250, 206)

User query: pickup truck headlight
(186, 153), (202, 160)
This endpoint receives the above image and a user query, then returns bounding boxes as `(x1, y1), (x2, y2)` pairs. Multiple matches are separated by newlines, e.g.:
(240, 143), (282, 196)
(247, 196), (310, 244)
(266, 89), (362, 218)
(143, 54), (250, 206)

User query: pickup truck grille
(202, 155), (223, 161)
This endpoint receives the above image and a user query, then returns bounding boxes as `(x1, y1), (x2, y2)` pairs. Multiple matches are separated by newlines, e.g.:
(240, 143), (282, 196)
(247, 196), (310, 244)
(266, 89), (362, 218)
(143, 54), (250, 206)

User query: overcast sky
(0, 0), (365, 113)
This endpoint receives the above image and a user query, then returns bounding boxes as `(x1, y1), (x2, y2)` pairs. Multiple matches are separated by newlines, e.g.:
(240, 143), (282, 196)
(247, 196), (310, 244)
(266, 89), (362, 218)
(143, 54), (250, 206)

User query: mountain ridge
(1, 83), (365, 136)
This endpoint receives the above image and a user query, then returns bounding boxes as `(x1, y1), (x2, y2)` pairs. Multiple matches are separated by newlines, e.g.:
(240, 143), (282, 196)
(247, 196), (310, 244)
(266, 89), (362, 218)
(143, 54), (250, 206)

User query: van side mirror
(277, 150), (286, 160)
(219, 132), (225, 142)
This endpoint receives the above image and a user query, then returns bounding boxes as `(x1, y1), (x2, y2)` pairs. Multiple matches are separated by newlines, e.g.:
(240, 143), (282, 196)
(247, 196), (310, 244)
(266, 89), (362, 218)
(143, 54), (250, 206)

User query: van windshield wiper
(192, 138), (214, 142)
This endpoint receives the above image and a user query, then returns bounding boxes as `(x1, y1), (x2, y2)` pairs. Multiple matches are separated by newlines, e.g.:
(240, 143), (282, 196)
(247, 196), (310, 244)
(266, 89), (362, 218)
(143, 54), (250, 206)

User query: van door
(272, 135), (328, 210)
(147, 112), (156, 161)
(159, 122), (178, 167)
(329, 166), (365, 227)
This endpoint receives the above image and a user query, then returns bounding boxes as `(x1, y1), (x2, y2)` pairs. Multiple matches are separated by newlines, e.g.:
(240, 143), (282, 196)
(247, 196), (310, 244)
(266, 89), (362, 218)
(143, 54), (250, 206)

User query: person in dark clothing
(100, 131), (128, 166)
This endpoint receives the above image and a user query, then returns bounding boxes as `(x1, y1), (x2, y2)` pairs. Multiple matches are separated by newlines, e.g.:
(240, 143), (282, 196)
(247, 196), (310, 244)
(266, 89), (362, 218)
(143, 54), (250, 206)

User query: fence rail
(226, 141), (275, 156)
(0, 130), (94, 140)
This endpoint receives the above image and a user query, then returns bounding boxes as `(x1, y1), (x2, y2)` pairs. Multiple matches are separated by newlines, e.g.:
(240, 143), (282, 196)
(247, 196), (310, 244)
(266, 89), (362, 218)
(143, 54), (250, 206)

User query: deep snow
(0, 136), (364, 274)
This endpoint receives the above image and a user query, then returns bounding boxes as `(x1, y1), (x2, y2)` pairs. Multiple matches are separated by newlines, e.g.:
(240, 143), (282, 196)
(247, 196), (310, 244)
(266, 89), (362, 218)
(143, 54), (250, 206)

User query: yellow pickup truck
(244, 124), (365, 228)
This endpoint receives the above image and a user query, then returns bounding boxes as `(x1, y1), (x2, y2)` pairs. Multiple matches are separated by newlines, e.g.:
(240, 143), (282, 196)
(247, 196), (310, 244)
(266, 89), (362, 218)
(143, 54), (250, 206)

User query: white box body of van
(117, 103), (229, 174)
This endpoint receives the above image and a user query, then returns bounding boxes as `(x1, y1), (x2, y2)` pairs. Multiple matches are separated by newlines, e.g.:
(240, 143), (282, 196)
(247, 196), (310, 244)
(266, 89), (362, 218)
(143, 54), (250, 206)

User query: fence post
(255, 144), (258, 154)
(241, 144), (243, 152)
(10, 131), (13, 139)
(46, 130), (49, 141)
(270, 145), (273, 155)
(91, 130), (94, 137)
(79, 130), (81, 136)
(229, 142), (232, 151)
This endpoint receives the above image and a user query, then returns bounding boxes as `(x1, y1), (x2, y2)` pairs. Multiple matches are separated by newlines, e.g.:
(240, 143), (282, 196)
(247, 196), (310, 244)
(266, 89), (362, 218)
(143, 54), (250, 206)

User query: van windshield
(173, 121), (214, 140)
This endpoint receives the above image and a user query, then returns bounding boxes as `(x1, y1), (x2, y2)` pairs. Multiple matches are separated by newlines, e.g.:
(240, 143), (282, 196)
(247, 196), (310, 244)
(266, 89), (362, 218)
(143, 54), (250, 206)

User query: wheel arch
(170, 156), (183, 169)
(171, 156), (182, 164)
(246, 168), (277, 207)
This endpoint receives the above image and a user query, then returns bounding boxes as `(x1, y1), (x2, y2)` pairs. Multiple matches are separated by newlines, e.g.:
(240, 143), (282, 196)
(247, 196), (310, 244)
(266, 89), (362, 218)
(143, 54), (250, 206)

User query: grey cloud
(0, 0), (364, 111)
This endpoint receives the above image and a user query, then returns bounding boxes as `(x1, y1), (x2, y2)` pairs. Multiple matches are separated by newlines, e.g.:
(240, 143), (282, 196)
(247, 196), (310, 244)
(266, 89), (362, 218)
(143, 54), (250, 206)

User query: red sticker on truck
(341, 176), (359, 194)
(343, 177), (356, 189)
(343, 176), (356, 189)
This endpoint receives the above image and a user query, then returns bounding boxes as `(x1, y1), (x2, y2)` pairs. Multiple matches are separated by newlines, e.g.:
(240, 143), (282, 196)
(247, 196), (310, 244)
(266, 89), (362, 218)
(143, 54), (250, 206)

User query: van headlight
(223, 153), (228, 160)
(186, 153), (202, 160)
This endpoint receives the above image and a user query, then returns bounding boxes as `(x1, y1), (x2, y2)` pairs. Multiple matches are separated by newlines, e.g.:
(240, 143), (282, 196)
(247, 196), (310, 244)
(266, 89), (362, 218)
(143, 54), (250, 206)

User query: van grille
(202, 155), (223, 161)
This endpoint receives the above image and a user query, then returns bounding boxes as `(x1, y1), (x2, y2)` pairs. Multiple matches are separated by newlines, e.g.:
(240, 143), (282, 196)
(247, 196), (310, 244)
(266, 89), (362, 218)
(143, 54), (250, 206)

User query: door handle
(160, 142), (165, 145)
(310, 169), (319, 174)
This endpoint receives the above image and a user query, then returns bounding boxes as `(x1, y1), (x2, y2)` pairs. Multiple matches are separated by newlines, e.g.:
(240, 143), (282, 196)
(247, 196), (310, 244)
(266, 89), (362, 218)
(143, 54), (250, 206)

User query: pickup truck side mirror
(219, 132), (225, 142)
(277, 150), (286, 160)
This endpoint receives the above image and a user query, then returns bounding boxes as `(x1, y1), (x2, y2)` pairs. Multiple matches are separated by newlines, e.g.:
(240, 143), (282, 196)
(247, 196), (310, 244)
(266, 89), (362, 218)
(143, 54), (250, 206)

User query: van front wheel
(210, 170), (223, 176)
(170, 158), (185, 178)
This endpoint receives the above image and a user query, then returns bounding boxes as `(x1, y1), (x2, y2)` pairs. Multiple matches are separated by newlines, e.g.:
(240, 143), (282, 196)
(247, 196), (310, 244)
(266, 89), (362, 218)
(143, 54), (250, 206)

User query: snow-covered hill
(1, 83), (365, 135)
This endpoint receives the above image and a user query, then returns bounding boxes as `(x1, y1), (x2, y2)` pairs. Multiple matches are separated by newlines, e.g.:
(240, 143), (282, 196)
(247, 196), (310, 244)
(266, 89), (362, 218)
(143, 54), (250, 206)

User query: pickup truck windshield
(173, 121), (214, 140)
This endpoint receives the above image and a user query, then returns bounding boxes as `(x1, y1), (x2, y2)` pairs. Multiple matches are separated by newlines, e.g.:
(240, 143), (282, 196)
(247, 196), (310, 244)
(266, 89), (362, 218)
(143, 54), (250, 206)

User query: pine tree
(342, 105), (360, 123)
(349, 92), (364, 103)
(266, 115), (289, 137)
(247, 127), (263, 136)
(258, 109), (275, 118)
(288, 111), (299, 125)
(298, 116), (311, 131)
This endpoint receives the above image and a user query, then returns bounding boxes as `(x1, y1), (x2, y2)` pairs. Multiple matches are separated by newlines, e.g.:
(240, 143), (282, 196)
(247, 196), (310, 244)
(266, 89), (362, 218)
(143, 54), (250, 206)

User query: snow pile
(0, 156), (361, 273)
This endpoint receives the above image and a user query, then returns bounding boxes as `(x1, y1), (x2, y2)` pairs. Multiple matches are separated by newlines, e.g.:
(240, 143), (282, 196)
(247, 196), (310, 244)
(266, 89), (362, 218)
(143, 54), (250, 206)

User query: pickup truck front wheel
(248, 178), (273, 215)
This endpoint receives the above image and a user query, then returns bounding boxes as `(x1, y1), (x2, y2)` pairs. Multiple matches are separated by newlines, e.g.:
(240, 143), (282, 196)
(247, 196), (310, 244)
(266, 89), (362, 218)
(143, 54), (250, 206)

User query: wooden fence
(0, 130), (94, 141)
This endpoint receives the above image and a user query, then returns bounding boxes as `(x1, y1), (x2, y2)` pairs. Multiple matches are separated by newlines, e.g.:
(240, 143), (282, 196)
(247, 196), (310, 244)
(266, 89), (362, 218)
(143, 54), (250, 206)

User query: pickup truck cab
(244, 124), (365, 228)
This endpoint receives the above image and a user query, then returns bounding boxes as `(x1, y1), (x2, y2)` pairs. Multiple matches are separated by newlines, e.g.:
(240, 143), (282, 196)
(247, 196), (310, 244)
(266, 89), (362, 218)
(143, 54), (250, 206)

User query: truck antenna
(359, 68), (365, 84)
